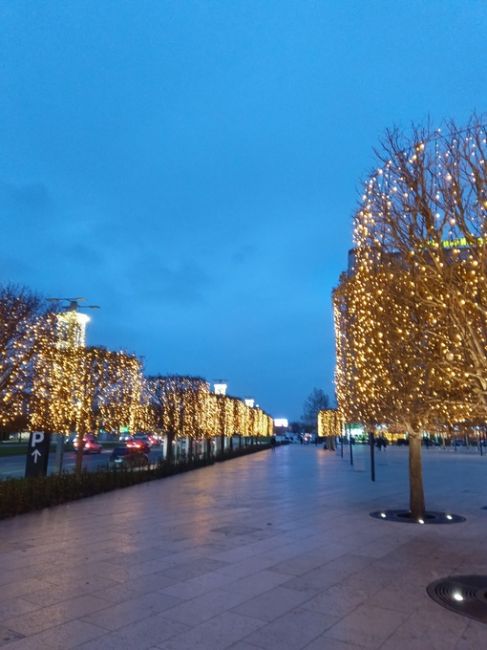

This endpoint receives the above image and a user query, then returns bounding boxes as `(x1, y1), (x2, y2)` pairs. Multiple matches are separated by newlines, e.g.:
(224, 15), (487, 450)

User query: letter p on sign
(32, 432), (44, 447)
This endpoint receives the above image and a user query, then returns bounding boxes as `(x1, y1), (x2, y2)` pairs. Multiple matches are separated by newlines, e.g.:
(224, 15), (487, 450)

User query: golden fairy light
(333, 117), (487, 517)
(317, 409), (344, 438)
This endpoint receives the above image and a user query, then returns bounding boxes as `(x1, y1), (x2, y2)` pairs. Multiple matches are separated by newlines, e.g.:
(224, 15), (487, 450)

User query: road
(0, 448), (164, 479)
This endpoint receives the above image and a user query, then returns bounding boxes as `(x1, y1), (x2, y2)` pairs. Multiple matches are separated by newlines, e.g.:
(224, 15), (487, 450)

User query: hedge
(0, 442), (274, 519)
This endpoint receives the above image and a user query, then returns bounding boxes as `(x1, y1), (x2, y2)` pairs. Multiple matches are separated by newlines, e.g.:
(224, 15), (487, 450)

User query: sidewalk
(0, 445), (486, 649)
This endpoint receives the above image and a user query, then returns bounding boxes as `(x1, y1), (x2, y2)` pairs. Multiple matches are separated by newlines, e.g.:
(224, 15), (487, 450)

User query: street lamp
(214, 382), (227, 396)
(213, 381), (228, 456)
(47, 297), (99, 474)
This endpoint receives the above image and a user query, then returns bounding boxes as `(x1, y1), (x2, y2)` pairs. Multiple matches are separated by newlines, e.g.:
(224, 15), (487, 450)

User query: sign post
(369, 431), (376, 482)
(25, 431), (51, 478)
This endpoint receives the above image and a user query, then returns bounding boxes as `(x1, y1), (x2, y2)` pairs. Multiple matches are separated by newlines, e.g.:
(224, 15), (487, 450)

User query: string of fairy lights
(317, 409), (344, 438)
(334, 117), (487, 438)
(1, 305), (273, 440)
(143, 375), (272, 441)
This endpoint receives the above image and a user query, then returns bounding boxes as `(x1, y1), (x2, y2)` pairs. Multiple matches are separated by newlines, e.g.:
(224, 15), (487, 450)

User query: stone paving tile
(23, 582), (117, 608)
(323, 604), (409, 648)
(3, 595), (109, 636)
(75, 614), (190, 649)
(230, 586), (313, 622)
(366, 578), (431, 615)
(3, 447), (487, 649)
(379, 601), (472, 650)
(16, 619), (106, 649)
(81, 592), (182, 631)
(159, 570), (238, 600)
(281, 554), (373, 594)
(0, 625), (24, 647)
(303, 638), (366, 650)
(160, 557), (229, 580)
(215, 555), (278, 580)
(0, 598), (42, 624)
(301, 582), (369, 618)
(0, 578), (48, 601)
(161, 586), (255, 626)
(117, 570), (179, 594)
(242, 607), (339, 649)
(156, 611), (266, 650)
(270, 546), (344, 576)
(219, 570), (290, 601)
(40, 573), (119, 592)
(454, 619), (487, 649)
(0, 635), (51, 650)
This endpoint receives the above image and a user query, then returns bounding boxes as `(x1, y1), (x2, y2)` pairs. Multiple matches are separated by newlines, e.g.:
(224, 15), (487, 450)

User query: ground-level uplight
(380, 512), (387, 518)
(418, 518), (425, 524)
(452, 591), (464, 602)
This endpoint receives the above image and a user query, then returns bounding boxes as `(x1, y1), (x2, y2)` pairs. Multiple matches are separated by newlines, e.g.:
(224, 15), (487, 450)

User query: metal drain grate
(370, 509), (465, 524)
(427, 576), (487, 623)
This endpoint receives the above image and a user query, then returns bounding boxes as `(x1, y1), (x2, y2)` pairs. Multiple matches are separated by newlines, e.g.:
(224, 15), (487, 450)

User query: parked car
(119, 432), (132, 443)
(108, 446), (149, 470)
(126, 433), (152, 453)
(73, 434), (103, 454)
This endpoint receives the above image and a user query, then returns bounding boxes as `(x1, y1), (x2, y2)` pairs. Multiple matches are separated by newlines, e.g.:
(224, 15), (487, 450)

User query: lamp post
(47, 298), (99, 474)
(214, 381), (227, 457)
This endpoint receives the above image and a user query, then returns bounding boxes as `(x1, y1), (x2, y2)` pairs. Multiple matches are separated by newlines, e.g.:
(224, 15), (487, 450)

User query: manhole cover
(427, 576), (487, 623)
(370, 509), (465, 524)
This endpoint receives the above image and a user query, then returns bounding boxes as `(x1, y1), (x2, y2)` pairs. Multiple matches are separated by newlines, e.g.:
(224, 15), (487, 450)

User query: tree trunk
(166, 431), (174, 463)
(55, 433), (65, 474)
(75, 429), (84, 476)
(408, 432), (425, 518)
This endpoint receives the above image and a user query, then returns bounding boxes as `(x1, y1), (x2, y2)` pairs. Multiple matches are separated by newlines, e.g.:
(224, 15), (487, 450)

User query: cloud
(232, 244), (256, 265)
(127, 260), (212, 305)
(65, 243), (104, 266)
(0, 180), (52, 215)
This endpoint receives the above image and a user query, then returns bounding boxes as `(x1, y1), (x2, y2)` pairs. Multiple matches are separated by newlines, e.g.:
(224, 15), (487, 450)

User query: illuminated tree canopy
(334, 116), (487, 517)
(0, 287), (273, 448)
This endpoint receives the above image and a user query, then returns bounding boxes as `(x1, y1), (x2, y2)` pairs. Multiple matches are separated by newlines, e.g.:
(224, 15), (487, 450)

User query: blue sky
(1, 1), (486, 419)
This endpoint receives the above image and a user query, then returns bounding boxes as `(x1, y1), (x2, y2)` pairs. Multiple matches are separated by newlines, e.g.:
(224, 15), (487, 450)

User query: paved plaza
(1, 445), (487, 649)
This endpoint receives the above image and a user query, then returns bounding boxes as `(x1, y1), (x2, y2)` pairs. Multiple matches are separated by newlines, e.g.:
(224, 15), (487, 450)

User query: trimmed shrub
(0, 442), (273, 519)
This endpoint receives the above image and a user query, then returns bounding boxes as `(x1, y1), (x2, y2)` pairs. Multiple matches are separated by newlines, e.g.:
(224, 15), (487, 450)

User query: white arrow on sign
(31, 449), (42, 464)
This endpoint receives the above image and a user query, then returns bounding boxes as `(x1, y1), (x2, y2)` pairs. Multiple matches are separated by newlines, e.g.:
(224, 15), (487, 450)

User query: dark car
(109, 446), (149, 470)
(73, 434), (103, 454)
(126, 433), (151, 453)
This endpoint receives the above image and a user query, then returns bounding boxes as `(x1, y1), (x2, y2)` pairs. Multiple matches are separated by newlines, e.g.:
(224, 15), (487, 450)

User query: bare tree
(301, 388), (330, 431)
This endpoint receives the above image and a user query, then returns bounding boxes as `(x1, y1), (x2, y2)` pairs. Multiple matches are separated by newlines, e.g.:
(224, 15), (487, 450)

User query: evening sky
(1, 1), (486, 418)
